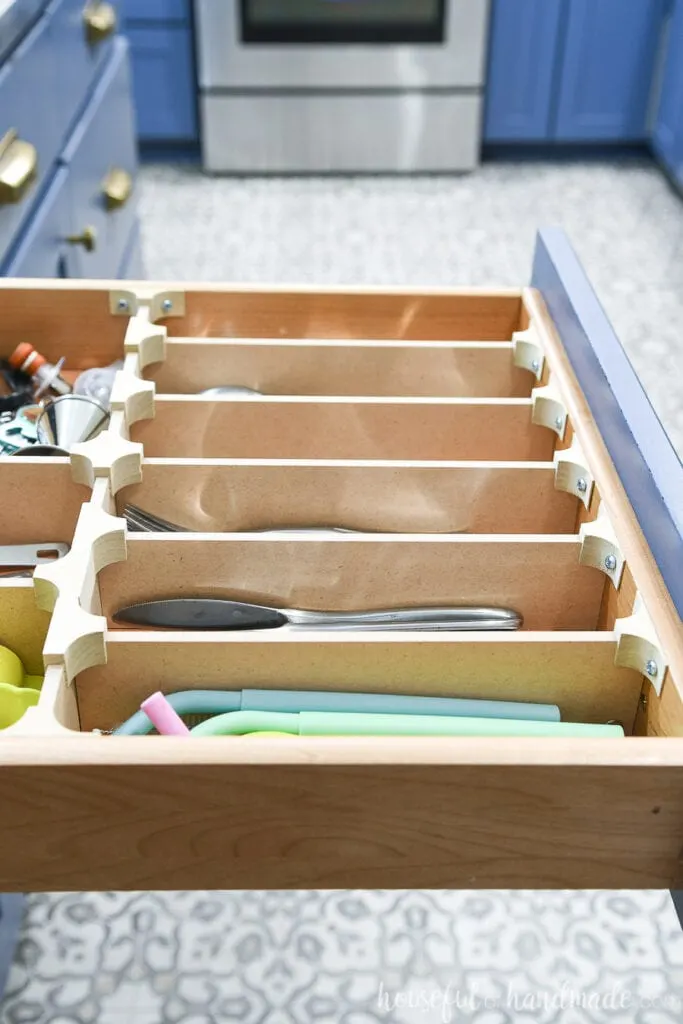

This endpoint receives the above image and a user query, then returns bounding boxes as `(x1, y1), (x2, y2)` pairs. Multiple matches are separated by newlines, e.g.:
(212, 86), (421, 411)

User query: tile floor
(2, 156), (683, 1024)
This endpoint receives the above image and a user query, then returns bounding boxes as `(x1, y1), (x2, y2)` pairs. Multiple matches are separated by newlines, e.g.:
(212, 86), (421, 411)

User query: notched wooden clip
(579, 507), (625, 588)
(110, 370), (155, 426)
(123, 314), (167, 369)
(531, 380), (568, 439)
(42, 599), (107, 682)
(513, 325), (545, 381)
(71, 429), (144, 494)
(554, 437), (595, 508)
(615, 595), (668, 697)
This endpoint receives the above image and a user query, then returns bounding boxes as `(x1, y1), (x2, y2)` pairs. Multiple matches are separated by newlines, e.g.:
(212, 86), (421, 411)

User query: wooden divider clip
(531, 379), (568, 439)
(615, 595), (668, 696)
(122, 314), (167, 369)
(579, 507), (625, 588)
(554, 437), (595, 508)
(513, 325), (545, 381)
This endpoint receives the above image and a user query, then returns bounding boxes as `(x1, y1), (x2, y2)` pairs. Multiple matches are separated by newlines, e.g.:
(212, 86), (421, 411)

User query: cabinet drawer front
(0, 8), (58, 265)
(50, 0), (119, 149)
(62, 38), (138, 279)
(127, 25), (197, 141)
(4, 166), (70, 277)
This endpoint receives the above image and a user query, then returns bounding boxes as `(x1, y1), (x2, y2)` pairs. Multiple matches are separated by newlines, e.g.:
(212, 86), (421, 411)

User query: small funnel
(11, 444), (69, 457)
(36, 395), (110, 450)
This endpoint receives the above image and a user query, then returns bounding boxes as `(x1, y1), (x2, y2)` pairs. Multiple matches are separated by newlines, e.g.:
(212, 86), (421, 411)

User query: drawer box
(0, 229), (682, 893)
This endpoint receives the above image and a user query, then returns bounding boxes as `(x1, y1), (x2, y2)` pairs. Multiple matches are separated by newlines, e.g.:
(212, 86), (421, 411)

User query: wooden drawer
(0, 228), (682, 893)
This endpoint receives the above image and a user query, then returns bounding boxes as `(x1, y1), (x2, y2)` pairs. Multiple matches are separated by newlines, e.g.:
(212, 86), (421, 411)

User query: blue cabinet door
(554, 0), (667, 141)
(653, 0), (683, 185)
(484, 0), (566, 142)
(127, 26), (197, 142)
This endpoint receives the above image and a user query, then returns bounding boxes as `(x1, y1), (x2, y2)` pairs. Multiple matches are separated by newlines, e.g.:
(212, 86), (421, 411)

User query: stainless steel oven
(195, 0), (491, 172)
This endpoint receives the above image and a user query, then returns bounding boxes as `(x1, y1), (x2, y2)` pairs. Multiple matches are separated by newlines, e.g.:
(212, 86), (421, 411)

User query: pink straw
(140, 691), (191, 736)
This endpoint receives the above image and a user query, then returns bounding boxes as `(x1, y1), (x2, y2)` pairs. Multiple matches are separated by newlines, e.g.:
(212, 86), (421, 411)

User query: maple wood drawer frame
(0, 228), (682, 892)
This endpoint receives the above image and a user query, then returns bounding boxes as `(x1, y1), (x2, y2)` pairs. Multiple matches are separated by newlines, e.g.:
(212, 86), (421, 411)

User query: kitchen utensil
(113, 687), (561, 735)
(0, 543), (70, 565)
(36, 394), (110, 450)
(10, 444), (70, 456)
(140, 692), (190, 736)
(122, 503), (466, 536)
(113, 598), (523, 632)
(189, 709), (623, 739)
(9, 343), (71, 398)
(200, 386), (262, 397)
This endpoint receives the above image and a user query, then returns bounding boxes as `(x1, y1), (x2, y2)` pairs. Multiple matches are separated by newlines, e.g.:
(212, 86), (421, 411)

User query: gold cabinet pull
(66, 225), (97, 252)
(102, 167), (133, 210)
(83, 2), (117, 44)
(0, 129), (38, 205)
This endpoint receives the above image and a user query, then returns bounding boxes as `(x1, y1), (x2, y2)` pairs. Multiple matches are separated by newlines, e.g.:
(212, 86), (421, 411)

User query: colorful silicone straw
(113, 688), (561, 735)
(140, 691), (191, 736)
(189, 710), (624, 739)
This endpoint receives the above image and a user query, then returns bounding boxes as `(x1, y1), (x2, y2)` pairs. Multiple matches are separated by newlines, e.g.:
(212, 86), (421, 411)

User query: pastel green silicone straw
(190, 710), (624, 738)
(112, 688), (561, 735)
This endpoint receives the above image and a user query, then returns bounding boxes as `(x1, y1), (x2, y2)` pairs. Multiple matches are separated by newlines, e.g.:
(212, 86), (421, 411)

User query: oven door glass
(241, 0), (446, 45)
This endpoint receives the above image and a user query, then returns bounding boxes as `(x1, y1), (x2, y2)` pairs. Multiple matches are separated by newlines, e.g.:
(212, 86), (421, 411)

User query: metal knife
(0, 543), (70, 566)
(112, 598), (523, 632)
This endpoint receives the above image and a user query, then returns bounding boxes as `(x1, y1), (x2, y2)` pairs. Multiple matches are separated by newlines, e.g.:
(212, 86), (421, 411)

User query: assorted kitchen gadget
(0, 645), (42, 730)
(36, 394), (110, 450)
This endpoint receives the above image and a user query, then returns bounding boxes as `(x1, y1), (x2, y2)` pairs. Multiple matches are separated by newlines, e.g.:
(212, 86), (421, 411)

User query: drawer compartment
(144, 339), (534, 398)
(118, 459), (582, 534)
(62, 38), (138, 279)
(132, 397), (556, 460)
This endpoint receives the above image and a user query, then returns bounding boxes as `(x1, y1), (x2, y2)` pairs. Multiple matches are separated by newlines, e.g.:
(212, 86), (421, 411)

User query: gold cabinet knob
(83, 2), (117, 44)
(66, 225), (97, 252)
(0, 129), (38, 205)
(102, 167), (133, 210)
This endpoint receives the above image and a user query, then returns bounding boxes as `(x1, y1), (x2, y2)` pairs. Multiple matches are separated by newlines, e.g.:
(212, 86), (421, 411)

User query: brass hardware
(102, 167), (133, 210)
(0, 129), (38, 205)
(66, 226), (97, 252)
(83, 2), (117, 44)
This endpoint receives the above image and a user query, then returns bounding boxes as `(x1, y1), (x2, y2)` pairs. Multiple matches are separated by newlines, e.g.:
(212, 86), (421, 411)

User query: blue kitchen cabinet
(485, 0), (669, 144)
(485, 0), (565, 141)
(653, 0), (683, 186)
(126, 25), (197, 142)
(554, 0), (668, 141)
(121, 0), (197, 145)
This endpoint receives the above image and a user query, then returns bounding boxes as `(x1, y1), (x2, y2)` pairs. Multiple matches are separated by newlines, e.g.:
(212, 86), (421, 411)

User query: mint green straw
(190, 710), (623, 738)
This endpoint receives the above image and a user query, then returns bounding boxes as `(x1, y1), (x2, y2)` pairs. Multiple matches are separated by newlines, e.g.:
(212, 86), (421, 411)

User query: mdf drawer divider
(142, 338), (535, 399)
(119, 459), (583, 535)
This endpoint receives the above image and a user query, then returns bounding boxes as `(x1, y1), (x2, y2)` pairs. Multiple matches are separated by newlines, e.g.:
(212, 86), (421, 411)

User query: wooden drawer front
(1, 233), (683, 894)
(62, 38), (138, 279)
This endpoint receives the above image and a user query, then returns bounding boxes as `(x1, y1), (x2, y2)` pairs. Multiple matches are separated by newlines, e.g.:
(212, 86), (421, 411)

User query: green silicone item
(190, 710), (624, 738)
(0, 682), (40, 729)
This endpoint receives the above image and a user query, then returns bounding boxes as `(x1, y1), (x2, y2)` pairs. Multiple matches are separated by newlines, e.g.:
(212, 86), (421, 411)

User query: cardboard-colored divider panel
(98, 535), (605, 632)
(0, 461), (91, 545)
(119, 460), (580, 535)
(132, 398), (555, 460)
(145, 340), (533, 398)
(0, 581), (52, 676)
(160, 288), (523, 341)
